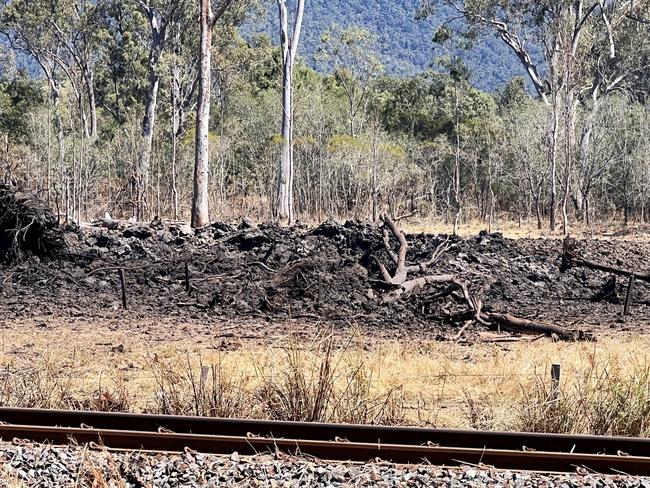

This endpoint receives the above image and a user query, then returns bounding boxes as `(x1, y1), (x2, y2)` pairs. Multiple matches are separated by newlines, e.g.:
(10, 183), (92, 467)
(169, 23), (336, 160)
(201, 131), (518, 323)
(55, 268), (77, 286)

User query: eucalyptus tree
(97, 0), (148, 124)
(129, 0), (190, 220)
(604, 99), (649, 225)
(50, 0), (105, 139)
(1, 0), (106, 221)
(501, 98), (550, 229)
(433, 26), (473, 234)
(420, 0), (650, 232)
(275, 0), (305, 225)
(316, 24), (384, 138)
(191, 0), (233, 227)
(0, 69), (43, 184)
(0, 0), (66, 197)
(166, 3), (200, 220)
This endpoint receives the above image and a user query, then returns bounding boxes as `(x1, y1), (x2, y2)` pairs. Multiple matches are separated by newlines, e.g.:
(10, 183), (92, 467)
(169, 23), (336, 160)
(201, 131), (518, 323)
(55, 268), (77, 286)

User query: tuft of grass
(0, 361), (131, 413)
(461, 387), (496, 431)
(148, 330), (406, 425)
(150, 352), (251, 418)
(516, 361), (650, 436)
(254, 331), (336, 422)
(0, 362), (83, 410)
(255, 332), (406, 425)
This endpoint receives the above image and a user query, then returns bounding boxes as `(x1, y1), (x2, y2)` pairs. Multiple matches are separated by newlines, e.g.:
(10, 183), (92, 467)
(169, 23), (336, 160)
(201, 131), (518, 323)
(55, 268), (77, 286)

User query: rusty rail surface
(1, 408), (650, 475)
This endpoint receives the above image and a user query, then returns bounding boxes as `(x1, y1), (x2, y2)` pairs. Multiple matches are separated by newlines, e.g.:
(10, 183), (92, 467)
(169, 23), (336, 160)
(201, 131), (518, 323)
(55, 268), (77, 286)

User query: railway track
(0, 408), (649, 475)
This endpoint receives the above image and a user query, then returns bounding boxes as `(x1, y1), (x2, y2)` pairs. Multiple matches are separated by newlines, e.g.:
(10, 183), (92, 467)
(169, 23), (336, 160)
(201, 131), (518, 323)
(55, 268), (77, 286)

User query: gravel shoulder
(1, 441), (648, 487)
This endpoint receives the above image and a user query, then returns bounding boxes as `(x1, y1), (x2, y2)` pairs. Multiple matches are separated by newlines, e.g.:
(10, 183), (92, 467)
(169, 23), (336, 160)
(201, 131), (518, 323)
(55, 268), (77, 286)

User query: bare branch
(210, 0), (234, 28)
(289, 0), (305, 63)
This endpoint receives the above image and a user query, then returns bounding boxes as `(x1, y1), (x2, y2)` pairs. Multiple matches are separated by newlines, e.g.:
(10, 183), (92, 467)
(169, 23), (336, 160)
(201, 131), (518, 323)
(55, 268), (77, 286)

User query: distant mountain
(245, 0), (530, 92)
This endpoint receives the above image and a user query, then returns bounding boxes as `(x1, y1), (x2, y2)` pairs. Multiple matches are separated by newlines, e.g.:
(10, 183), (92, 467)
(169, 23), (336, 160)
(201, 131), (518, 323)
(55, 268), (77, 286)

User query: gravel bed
(0, 442), (649, 487)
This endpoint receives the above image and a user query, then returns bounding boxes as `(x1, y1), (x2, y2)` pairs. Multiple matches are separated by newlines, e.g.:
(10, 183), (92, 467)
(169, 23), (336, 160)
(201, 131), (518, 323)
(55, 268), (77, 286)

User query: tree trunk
(276, 0), (305, 225)
(171, 64), (181, 221)
(86, 69), (97, 138)
(562, 90), (578, 237)
(452, 83), (461, 235)
(371, 125), (378, 222)
(549, 91), (559, 231)
(192, 0), (213, 228)
(137, 33), (163, 221)
(277, 45), (294, 223)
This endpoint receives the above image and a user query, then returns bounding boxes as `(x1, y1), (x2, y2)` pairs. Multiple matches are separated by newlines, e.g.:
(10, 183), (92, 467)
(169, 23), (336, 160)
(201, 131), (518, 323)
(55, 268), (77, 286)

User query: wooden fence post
(551, 363), (561, 401)
(624, 275), (635, 316)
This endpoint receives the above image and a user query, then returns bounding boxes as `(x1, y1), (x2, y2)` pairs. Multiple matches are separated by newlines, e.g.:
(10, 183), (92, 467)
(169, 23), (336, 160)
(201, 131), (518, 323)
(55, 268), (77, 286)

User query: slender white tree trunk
(277, 34), (293, 222)
(192, 0), (212, 228)
(137, 62), (160, 220)
(276, 0), (304, 224)
(549, 92), (559, 231)
(86, 69), (97, 138)
(171, 64), (180, 221)
(452, 82), (461, 235)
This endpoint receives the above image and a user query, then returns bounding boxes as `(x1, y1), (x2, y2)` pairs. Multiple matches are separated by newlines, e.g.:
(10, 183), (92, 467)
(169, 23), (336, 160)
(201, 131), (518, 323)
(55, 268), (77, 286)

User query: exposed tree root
(376, 214), (456, 304)
(374, 214), (590, 341)
(0, 184), (64, 261)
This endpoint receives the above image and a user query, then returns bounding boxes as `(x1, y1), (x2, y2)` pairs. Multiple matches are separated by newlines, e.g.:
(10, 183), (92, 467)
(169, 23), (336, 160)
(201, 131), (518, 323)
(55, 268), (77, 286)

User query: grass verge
(0, 327), (650, 435)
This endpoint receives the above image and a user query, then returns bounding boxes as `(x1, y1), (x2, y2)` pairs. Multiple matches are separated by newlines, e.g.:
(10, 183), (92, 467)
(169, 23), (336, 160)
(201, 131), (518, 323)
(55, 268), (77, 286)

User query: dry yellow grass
(400, 215), (650, 241)
(1, 317), (649, 433)
(0, 467), (27, 488)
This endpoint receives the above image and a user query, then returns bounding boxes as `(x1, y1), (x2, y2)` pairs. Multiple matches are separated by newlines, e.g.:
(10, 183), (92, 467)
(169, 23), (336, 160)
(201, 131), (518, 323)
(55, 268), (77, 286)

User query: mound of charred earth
(0, 211), (647, 338)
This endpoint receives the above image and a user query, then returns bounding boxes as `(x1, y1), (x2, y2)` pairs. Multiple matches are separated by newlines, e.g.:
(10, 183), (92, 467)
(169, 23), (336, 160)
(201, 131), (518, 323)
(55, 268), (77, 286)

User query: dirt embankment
(1, 214), (648, 337)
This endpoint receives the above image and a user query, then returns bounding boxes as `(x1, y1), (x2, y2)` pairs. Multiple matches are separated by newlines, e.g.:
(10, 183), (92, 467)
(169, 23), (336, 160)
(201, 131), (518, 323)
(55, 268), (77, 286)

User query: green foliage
(498, 77), (531, 111)
(373, 71), (497, 140)
(95, 0), (150, 125)
(1, 0), (648, 226)
(0, 71), (43, 144)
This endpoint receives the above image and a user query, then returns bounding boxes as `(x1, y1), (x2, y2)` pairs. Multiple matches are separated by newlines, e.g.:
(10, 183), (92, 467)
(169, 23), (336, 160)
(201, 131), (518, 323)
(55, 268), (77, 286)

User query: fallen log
(482, 312), (587, 341)
(447, 310), (593, 342)
(562, 236), (648, 315)
(561, 236), (650, 283)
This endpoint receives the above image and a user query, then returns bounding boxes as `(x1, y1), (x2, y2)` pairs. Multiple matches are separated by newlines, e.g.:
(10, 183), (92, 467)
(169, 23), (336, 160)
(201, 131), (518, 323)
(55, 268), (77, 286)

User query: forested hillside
(245, 0), (528, 91)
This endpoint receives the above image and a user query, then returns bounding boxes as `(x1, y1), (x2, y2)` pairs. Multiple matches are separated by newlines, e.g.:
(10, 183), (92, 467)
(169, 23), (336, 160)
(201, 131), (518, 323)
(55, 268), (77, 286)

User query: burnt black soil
(0, 219), (648, 336)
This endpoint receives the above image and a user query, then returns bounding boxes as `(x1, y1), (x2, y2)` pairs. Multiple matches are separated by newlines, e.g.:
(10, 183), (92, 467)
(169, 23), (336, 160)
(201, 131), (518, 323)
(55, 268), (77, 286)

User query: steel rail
(2, 424), (650, 475)
(1, 408), (649, 457)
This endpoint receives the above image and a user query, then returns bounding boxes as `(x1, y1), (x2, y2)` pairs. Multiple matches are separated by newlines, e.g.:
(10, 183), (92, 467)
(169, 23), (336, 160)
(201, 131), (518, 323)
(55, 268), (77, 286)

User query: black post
(185, 262), (191, 293)
(119, 268), (128, 310)
(624, 275), (635, 316)
(317, 272), (322, 306)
